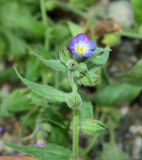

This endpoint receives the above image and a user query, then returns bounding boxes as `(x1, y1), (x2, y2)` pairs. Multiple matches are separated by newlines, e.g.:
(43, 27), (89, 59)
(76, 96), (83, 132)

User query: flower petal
(71, 49), (84, 57)
(74, 33), (90, 43)
(87, 40), (96, 50)
(68, 33), (96, 57)
(83, 50), (94, 57)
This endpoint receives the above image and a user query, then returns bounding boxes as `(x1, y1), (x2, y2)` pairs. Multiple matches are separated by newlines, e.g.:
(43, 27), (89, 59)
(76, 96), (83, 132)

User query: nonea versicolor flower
(35, 139), (45, 147)
(0, 126), (4, 134)
(68, 33), (96, 57)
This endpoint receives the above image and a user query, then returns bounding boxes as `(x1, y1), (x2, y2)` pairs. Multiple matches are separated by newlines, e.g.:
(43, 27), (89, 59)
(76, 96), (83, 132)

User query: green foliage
(0, 1), (45, 37)
(48, 127), (68, 146)
(69, 0), (96, 8)
(26, 56), (41, 81)
(59, 48), (71, 65)
(68, 21), (84, 36)
(92, 47), (111, 65)
(31, 51), (67, 72)
(94, 82), (141, 105)
(122, 59), (142, 86)
(0, 68), (18, 82)
(98, 143), (129, 160)
(1, 1), (141, 160)
(15, 68), (67, 102)
(0, 0), (45, 61)
(102, 33), (120, 46)
(79, 101), (93, 121)
(81, 119), (107, 135)
(7, 143), (72, 160)
(131, 0), (142, 25)
(0, 89), (31, 117)
(79, 70), (98, 86)
(94, 59), (142, 105)
(11, 31), (110, 158)
(66, 92), (82, 109)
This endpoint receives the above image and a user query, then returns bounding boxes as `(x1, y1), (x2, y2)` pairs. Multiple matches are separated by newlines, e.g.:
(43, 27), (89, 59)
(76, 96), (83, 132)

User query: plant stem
(73, 109), (79, 159)
(110, 127), (115, 144)
(40, 0), (49, 50)
(84, 135), (98, 156)
(68, 72), (80, 159)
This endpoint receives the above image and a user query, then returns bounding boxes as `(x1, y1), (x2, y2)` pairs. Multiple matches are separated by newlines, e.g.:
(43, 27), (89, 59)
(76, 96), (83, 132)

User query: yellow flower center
(75, 45), (86, 54)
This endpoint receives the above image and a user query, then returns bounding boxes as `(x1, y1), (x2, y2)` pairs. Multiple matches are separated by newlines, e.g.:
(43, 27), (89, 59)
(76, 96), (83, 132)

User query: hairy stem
(73, 109), (79, 159)
(68, 71), (80, 159)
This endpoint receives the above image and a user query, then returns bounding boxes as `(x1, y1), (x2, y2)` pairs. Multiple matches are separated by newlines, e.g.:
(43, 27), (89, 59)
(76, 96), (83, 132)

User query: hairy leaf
(79, 101), (93, 122)
(79, 71), (98, 86)
(81, 119), (107, 135)
(31, 51), (67, 72)
(14, 68), (67, 102)
(7, 143), (71, 160)
(122, 59), (142, 86)
(99, 143), (129, 160)
(94, 82), (141, 105)
(94, 47), (104, 54)
(59, 48), (71, 65)
(93, 47), (111, 65)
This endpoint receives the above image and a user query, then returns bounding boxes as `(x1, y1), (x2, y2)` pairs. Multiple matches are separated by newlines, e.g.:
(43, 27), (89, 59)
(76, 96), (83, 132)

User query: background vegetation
(0, 0), (142, 159)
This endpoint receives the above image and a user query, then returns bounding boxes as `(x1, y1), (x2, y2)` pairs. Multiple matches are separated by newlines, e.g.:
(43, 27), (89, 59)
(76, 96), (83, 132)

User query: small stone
(107, 0), (135, 28)
(132, 136), (142, 160)
(120, 105), (129, 117)
(129, 124), (142, 135)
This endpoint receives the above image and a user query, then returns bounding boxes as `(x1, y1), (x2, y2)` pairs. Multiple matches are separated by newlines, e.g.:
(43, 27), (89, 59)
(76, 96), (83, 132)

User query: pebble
(107, 0), (135, 28)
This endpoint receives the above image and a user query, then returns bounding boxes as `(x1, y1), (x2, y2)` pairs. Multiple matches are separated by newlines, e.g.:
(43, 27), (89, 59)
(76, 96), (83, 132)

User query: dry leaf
(95, 19), (122, 35)
(0, 156), (39, 160)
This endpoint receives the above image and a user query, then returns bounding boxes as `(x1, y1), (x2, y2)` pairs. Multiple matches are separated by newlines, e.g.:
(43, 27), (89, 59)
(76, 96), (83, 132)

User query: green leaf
(48, 127), (68, 146)
(59, 47), (71, 65)
(14, 68), (67, 102)
(94, 82), (141, 105)
(31, 51), (67, 72)
(122, 59), (142, 86)
(69, 0), (94, 8)
(0, 89), (31, 117)
(79, 101), (93, 122)
(1, 1), (45, 37)
(68, 21), (84, 36)
(93, 47), (111, 65)
(102, 33), (120, 46)
(8, 32), (27, 59)
(0, 68), (18, 82)
(94, 47), (104, 54)
(79, 71), (98, 86)
(81, 119), (107, 135)
(98, 67), (110, 89)
(7, 143), (72, 160)
(131, 0), (142, 25)
(99, 143), (129, 160)
(26, 56), (40, 81)
(20, 111), (38, 138)
(78, 63), (88, 73)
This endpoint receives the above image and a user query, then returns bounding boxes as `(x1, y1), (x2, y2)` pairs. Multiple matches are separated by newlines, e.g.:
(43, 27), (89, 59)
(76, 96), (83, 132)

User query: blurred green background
(0, 0), (142, 159)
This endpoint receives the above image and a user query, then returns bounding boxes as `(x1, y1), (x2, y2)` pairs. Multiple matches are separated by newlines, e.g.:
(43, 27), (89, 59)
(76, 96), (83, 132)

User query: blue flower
(0, 126), (4, 134)
(68, 33), (96, 57)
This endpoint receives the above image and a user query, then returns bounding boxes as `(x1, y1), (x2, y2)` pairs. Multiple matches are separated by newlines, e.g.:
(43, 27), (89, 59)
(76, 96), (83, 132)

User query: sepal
(81, 119), (107, 135)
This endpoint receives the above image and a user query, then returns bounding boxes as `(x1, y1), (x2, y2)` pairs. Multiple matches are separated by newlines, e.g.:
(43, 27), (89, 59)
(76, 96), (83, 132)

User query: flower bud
(66, 92), (82, 109)
(67, 59), (78, 71)
(78, 63), (88, 73)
